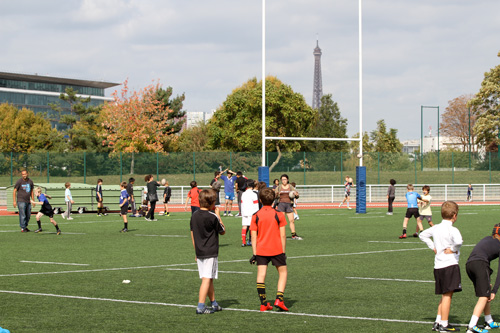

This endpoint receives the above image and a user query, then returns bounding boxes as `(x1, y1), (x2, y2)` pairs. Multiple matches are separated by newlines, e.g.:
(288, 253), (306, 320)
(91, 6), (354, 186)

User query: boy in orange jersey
(249, 187), (288, 312)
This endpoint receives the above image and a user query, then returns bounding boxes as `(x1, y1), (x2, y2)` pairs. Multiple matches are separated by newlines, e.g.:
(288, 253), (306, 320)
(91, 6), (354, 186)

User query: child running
(241, 179), (259, 247)
(339, 176), (353, 209)
(419, 201), (463, 332)
(464, 224), (500, 333)
(250, 187), (289, 312)
(119, 181), (130, 232)
(32, 187), (61, 235)
(418, 185), (434, 230)
(190, 189), (226, 314)
(399, 184), (428, 239)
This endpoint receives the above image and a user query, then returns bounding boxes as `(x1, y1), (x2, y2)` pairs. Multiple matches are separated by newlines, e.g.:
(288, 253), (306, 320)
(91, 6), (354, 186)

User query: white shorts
(242, 216), (252, 226)
(197, 257), (218, 279)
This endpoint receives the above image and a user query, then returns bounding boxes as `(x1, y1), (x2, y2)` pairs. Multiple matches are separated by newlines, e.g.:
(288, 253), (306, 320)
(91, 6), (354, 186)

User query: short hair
(236, 171), (243, 176)
(407, 184), (414, 191)
(291, 182), (296, 187)
(259, 188), (276, 206)
(273, 179), (279, 185)
(129, 177), (135, 183)
(246, 179), (254, 188)
(34, 186), (42, 195)
(97, 179), (103, 183)
(280, 174), (289, 181)
(65, 182), (71, 188)
(190, 180), (197, 188)
(120, 181), (127, 188)
(144, 174), (152, 182)
(214, 171), (220, 177)
(257, 181), (267, 190)
(199, 189), (217, 209)
(422, 185), (430, 192)
(441, 201), (459, 220)
(390, 179), (396, 185)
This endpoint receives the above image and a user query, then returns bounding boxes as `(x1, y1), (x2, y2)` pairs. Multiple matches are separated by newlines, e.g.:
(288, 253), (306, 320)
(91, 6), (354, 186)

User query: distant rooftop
(0, 71), (120, 89)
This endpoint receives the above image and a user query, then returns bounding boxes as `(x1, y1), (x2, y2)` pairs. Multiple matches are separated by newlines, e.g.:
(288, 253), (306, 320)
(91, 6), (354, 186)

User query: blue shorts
(225, 193), (235, 201)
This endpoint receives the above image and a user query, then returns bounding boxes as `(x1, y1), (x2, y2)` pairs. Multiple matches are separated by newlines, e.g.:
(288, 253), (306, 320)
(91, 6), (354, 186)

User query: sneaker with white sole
(467, 326), (488, 333)
(485, 322), (499, 329)
(196, 306), (214, 314)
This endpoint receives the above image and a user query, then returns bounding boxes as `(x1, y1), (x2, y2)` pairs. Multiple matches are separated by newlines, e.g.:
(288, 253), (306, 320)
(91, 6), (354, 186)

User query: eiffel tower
(312, 39), (323, 109)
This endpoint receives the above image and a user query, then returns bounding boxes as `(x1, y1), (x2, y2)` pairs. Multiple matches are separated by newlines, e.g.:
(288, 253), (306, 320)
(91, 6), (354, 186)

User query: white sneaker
(296, 215), (300, 220)
(223, 213), (227, 216)
(61, 214), (66, 219)
(348, 207), (352, 210)
(338, 203), (342, 208)
(67, 217), (74, 220)
(227, 213), (233, 216)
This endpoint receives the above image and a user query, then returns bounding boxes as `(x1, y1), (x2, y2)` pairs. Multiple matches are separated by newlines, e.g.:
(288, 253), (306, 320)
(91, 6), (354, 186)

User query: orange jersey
(250, 206), (287, 256)
(188, 187), (201, 207)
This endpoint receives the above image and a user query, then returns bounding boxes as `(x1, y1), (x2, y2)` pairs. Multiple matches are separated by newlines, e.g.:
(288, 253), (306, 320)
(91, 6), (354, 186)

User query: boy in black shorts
(419, 201), (463, 332)
(119, 182), (130, 232)
(464, 224), (500, 333)
(250, 187), (289, 312)
(32, 187), (61, 235)
(96, 179), (107, 216)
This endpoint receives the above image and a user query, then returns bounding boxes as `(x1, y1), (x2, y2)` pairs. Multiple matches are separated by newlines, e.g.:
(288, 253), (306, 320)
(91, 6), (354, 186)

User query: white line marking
(368, 241), (422, 244)
(346, 277), (433, 283)
(0, 289), (452, 326)
(20, 261), (89, 266)
(0, 230), (85, 234)
(165, 268), (252, 274)
(134, 234), (187, 238)
(0, 248), (431, 278)
(348, 216), (386, 219)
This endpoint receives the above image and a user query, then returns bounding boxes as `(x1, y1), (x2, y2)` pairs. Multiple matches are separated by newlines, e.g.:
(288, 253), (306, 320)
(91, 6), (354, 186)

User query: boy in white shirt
(241, 179), (259, 247)
(419, 201), (463, 332)
(416, 185), (434, 237)
(62, 182), (74, 220)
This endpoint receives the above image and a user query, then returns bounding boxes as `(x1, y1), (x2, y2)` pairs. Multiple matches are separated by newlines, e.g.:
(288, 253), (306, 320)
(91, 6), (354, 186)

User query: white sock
(441, 320), (448, 327)
(435, 315), (441, 323)
(485, 314), (493, 323)
(469, 315), (479, 328)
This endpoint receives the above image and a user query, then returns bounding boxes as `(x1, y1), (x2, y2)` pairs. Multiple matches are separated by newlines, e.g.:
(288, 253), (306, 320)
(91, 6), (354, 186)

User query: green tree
(370, 119), (403, 152)
(0, 103), (64, 152)
(305, 94), (348, 152)
(154, 86), (187, 151)
(469, 51), (500, 151)
(208, 76), (316, 170)
(176, 121), (211, 152)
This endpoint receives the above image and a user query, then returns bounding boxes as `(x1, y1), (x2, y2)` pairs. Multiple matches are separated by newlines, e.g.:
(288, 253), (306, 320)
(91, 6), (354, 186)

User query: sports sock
(211, 300), (219, 307)
(469, 315), (479, 328)
(257, 283), (267, 304)
(485, 314), (493, 323)
(54, 224), (59, 231)
(435, 315), (441, 323)
(241, 230), (246, 244)
(37, 220), (41, 229)
(197, 302), (205, 310)
(291, 232), (296, 237)
(441, 320), (448, 327)
(276, 291), (284, 302)
(124, 223), (128, 229)
(402, 228), (407, 235)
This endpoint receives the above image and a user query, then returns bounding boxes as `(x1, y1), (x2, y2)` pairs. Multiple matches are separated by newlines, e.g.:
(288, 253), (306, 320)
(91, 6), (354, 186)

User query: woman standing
(387, 179), (396, 215)
(274, 174), (302, 240)
(145, 174), (160, 221)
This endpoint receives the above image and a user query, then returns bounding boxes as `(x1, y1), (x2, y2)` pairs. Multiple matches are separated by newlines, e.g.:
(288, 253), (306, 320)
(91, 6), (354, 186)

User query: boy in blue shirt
(219, 169), (236, 216)
(119, 181), (130, 232)
(399, 184), (428, 239)
(32, 187), (61, 235)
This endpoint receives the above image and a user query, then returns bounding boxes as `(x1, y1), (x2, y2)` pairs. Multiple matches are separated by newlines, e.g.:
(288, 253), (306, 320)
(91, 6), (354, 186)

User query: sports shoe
(246, 240), (252, 246)
(196, 306), (214, 314)
(151, 219), (158, 221)
(21, 228), (30, 232)
(386, 212), (393, 215)
(413, 232), (419, 237)
(145, 218), (151, 221)
(485, 322), (500, 329)
(338, 203), (342, 207)
(227, 213), (233, 216)
(241, 243), (246, 247)
(260, 302), (273, 312)
(223, 213), (227, 216)
(399, 234), (407, 239)
(34, 228), (43, 233)
(97, 214), (102, 217)
(432, 322), (440, 331)
(439, 324), (461, 332)
(61, 214), (66, 219)
(212, 304), (222, 312)
(121, 228), (128, 233)
(295, 215), (300, 220)
(166, 212), (170, 216)
(103, 213), (108, 216)
(291, 235), (303, 240)
(348, 207), (352, 210)
(467, 326), (488, 333)
(235, 214), (242, 217)
(57, 229), (62, 235)
(67, 217), (74, 220)
(274, 299), (289, 311)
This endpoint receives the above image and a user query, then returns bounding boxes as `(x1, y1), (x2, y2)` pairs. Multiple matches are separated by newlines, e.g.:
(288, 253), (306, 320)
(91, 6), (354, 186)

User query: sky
(1, 0), (499, 141)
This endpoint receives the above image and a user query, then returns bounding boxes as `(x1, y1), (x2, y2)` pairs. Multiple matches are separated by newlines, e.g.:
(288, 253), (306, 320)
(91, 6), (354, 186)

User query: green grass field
(1, 206), (499, 332)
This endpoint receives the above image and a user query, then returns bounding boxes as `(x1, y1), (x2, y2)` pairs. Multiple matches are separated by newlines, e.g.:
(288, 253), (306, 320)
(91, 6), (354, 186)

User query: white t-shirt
(241, 189), (259, 217)
(419, 220), (462, 269)
(65, 188), (72, 202)
(419, 194), (432, 215)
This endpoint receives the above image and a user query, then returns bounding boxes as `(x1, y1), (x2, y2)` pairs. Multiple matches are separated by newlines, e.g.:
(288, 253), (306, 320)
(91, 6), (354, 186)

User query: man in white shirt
(241, 179), (259, 247)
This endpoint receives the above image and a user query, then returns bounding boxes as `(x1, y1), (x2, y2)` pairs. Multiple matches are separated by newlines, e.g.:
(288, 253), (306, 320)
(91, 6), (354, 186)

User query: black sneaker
(439, 324), (461, 332)
(34, 228), (43, 233)
(196, 306), (214, 314)
(57, 229), (62, 235)
(432, 322), (439, 331)
(121, 228), (128, 233)
(212, 304), (222, 312)
(21, 228), (30, 233)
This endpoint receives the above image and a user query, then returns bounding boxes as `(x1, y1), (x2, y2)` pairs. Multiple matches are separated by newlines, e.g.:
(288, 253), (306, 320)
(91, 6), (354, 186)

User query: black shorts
(434, 264), (462, 295)
(40, 208), (54, 218)
(120, 205), (128, 215)
(466, 260), (493, 297)
(405, 208), (420, 219)
(256, 253), (287, 267)
(276, 202), (293, 213)
(96, 197), (103, 203)
(164, 196), (171, 203)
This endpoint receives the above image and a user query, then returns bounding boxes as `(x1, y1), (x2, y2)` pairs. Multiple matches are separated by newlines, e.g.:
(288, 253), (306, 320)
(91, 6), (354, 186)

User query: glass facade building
(0, 72), (119, 129)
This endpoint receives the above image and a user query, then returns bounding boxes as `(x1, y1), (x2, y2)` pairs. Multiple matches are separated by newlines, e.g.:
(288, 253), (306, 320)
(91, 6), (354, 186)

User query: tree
(469, 51), (500, 151)
(440, 94), (477, 152)
(0, 103), (64, 152)
(207, 77), (316, 170)
(100, 80), (177, 173)
(176, 121), (211, 152)
(154, 86), (187, 151)
(305, 94), (348, 152)
(370, 119), (403, 153)
(349, 132), (373, 155)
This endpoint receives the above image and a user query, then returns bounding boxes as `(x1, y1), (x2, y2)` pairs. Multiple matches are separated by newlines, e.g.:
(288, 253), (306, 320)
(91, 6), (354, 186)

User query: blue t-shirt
(119, 189), (129, 205)
(220, 175), (236, 195)
(405, 191), (421, 208)
(38, 193), (49, 205)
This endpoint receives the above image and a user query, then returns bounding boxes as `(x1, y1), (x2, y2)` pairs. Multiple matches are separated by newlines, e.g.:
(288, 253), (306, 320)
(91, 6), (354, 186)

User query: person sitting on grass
(32, 187), (61, 235)
(250, 187), (289, 312)
(190, 189), (226, 314)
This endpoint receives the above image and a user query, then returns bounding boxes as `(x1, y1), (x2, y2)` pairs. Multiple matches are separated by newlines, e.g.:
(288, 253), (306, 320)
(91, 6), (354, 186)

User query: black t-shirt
(163, 186), (171, 198)
(147, 182), (159, 194)
(126, 183), (134, 198)
(210, 178), (221, 192)
(467, 236), (500, 293)
(190, 210), (225, 259)
(14, 178), (34, 203)
(236, 177), (247, 192)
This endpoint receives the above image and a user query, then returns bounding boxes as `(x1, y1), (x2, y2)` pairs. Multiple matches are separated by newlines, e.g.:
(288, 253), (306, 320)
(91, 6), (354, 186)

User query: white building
(403, 136), (478, 154)
(183, 110), (215, 128)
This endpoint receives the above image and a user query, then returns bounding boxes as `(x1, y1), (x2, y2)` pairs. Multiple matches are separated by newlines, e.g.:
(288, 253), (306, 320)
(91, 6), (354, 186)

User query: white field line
(368, 241), (422, 244)
(348, 216), (386, 219)
(0, 289), (451, 326)
(0, 248), (431, 278)
(134, 234), (188, 238)
(346, 277), (433, 283)
(0, 230), (85, 234)
(164, 268), (252, 274)
(20, 261), (89, 266)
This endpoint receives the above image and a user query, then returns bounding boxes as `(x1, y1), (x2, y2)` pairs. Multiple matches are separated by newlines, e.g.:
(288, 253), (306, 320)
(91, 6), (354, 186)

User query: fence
(1, 151), (500, 187)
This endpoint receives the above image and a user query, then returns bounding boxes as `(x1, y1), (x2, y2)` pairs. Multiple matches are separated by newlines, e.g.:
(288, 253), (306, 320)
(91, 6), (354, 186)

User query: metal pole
(452, 151), (454, 184)
(437, 106), (440, 171)
(261, 0), (266, 166)
(468, 107), (471, 169)
(303, 151), (306, 185)
(421, 106), (423, 171)
(414, 153), (417, 184)
(358, 0), (363, 167)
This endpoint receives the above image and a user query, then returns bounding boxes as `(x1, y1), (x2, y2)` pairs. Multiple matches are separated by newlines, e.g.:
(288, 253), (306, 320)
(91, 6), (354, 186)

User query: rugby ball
(289, 192), (296, 200)
(161, 178), (166, 185)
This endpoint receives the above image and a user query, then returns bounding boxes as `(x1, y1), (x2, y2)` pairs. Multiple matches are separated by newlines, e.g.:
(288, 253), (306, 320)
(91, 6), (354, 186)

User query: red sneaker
(260, 302), (273, 312)
(274, 299), (289, 311)
(399, 234), (407, 239)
